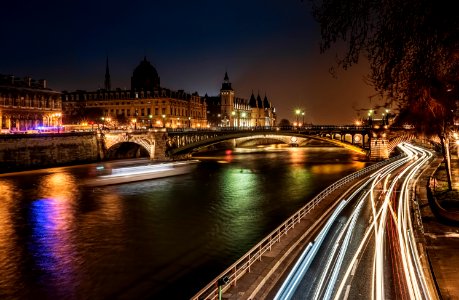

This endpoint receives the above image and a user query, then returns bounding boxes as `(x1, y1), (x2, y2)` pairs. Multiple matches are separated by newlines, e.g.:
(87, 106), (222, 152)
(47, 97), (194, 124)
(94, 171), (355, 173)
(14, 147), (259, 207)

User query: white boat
(83, 160), (199, 187)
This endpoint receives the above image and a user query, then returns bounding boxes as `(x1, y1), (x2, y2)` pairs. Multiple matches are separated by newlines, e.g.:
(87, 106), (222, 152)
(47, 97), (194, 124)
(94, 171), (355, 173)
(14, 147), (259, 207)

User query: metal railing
(166, 125), (371, 133)
(191, 153), (405, 300)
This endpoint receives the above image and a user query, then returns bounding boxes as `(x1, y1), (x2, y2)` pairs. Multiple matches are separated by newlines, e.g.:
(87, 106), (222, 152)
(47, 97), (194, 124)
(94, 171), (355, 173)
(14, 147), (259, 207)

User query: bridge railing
(167, 125), (371, 133)
(191, 153), (406, 300)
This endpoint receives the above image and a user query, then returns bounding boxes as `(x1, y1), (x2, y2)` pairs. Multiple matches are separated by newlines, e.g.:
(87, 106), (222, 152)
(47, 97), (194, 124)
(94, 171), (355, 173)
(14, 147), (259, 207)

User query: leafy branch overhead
(310, 0), (459, 191)
(311, 0), (459, 109)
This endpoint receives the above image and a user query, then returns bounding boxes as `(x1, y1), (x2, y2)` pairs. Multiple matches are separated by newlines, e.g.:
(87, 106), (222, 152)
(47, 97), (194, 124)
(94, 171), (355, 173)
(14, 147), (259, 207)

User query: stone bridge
(99, 125), (415, 161)
(101, 129), (169, 160)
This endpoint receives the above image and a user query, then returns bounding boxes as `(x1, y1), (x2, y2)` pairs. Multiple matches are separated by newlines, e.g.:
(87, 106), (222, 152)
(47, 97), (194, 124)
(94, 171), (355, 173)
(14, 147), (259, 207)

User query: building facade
(62, 57), (207, 129)
(0, 74), (62, 132)
(205, 72), (276, 127)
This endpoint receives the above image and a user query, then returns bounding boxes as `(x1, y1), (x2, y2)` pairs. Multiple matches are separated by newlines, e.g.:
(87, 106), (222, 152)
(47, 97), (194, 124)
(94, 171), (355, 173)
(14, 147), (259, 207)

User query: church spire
(104, 56), (111, 91)
(221, 71), (232, 90)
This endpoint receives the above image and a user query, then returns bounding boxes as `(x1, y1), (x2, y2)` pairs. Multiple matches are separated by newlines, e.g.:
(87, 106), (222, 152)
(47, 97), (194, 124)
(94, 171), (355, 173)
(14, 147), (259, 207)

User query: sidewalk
(417, 156), (459, 299)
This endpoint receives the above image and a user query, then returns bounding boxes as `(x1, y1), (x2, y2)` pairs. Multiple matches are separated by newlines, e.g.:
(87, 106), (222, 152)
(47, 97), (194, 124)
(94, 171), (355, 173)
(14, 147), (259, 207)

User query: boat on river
(83, 160), (199, 187)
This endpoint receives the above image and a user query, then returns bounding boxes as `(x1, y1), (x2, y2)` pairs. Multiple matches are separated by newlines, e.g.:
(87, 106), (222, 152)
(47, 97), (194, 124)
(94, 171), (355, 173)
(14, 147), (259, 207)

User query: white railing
(191, 154), (405, 300)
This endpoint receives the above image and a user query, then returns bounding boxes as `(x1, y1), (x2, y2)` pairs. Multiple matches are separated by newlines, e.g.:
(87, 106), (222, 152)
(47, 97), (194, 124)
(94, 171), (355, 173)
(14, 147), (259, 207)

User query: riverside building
(0, 74), (62, 132)
(62, 57), (208, 129)
(204, 72), (276, 127)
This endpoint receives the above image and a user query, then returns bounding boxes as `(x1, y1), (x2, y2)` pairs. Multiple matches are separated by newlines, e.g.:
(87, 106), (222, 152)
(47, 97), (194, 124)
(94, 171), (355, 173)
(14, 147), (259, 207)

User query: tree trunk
(439, 134), (453, 191)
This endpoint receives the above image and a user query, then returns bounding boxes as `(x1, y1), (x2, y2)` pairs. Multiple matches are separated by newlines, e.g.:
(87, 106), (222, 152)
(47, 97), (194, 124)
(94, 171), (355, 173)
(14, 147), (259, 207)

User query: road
(275, 143), (435, 300)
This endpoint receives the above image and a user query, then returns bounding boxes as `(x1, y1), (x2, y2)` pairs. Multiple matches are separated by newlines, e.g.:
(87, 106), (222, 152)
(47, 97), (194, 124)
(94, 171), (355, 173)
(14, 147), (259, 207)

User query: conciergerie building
(62, 57), (277, 129)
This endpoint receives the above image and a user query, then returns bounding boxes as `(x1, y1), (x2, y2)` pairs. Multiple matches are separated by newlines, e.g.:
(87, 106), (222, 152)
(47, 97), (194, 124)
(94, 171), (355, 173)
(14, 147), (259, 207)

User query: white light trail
(276, 142), (434, 300)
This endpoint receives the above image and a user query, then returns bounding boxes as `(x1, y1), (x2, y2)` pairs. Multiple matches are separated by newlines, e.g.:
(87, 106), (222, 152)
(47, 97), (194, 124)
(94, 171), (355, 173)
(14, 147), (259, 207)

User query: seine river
(0, 146), (368, 299)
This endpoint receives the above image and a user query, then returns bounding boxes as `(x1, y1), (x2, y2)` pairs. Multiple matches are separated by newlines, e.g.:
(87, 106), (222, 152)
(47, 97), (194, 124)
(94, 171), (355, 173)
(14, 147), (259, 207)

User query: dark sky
(0, 0), (380, 124)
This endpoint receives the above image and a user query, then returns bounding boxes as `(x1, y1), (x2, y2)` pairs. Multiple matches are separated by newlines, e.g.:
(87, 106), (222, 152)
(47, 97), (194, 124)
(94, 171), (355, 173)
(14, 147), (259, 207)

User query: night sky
(1, 0), (380, 124)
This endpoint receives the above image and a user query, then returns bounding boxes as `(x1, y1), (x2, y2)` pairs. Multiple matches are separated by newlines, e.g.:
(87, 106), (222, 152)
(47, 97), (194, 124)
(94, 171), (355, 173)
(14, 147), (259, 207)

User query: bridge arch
(105, 141), (150, 159)
(167, 131), (368, 156)
(102, 131), (160, 159)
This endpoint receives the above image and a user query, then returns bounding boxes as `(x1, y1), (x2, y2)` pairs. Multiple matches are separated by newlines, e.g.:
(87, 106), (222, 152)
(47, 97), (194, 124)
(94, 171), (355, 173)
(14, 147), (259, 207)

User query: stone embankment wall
(370, 138), (389, 160)
(0, 132), (100, 173)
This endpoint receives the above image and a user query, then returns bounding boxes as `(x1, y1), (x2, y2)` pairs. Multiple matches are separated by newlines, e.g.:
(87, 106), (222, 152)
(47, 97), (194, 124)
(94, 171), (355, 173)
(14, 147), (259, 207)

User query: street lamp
(132, 118), (137, 130)
(301, 111), (305, 126)
(295, 109), (301, 127)
(188, 116), (191, 128)
(241, 112), (246, 127)
(162, 114), (166, 128)
(149, 114), (153, 128)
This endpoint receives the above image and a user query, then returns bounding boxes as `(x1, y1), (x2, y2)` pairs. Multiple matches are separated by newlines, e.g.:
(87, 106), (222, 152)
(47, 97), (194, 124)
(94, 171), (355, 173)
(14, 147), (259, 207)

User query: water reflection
(310, 162), (365, 174)
(0, 147), (369, 299)
(217, 167), (262, 249)
(0, 180), (22, 298)
(29, 173), (79, 298)
(288, 147), (307, 165)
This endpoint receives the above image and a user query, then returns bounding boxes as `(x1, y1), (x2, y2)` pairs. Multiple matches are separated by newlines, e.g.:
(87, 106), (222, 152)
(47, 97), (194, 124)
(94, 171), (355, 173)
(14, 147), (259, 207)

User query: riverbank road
(218, 143), (442, 300)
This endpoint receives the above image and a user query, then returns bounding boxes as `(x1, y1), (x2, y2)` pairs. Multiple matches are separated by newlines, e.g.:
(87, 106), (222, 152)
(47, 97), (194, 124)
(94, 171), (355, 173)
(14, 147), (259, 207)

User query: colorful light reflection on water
(0, 147), (368, 299)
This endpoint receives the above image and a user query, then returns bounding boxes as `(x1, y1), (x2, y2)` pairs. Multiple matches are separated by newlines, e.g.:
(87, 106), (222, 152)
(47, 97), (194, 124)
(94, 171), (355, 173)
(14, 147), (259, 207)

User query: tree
(278, 118), (292, 127)
(310, 0), (459, 190)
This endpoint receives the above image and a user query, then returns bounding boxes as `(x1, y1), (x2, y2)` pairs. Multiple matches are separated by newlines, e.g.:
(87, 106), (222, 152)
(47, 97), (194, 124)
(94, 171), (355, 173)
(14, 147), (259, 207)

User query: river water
(0, 146), (368, 299)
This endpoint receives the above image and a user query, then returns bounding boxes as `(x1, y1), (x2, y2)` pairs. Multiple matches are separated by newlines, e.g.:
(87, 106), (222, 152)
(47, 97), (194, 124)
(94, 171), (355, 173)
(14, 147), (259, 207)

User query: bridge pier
(370, 133), (389, 160)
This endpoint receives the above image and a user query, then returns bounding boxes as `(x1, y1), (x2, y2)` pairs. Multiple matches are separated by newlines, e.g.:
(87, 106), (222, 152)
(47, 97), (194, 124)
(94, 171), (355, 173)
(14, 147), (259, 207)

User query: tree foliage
(311, 0), (459, 106)
(311, 0), (459, 190)
(278, 118), (292, 127)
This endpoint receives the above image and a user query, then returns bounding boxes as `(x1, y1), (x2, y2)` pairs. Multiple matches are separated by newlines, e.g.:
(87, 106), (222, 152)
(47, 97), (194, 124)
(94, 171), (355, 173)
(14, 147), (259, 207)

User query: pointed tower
(104, 56), (111, 91)
(220, 71), (235, 126)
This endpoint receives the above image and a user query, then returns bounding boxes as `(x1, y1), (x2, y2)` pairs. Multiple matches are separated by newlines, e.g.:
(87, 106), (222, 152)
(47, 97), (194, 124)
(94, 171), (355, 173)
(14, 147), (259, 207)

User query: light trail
(276, 142), (435, 300)
(274, 201), (347, 300)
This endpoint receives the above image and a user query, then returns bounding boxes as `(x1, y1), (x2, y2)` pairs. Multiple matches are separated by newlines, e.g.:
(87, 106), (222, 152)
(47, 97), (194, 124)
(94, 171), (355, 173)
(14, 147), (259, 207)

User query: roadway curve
(274, 143), (436, 300)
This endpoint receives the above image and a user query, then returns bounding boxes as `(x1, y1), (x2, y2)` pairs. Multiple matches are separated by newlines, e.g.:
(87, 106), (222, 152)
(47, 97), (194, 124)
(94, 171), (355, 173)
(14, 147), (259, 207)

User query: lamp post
(301, 111), (305, 127)
(162, 114), (166, 128)
(106, 117), (111, 129)
(295, 109), (301, 127)
(188, 116), (191, 128)
(149, 114), (153, 128)
(231, 111), (236, 127)
(132, 118), (137, 130)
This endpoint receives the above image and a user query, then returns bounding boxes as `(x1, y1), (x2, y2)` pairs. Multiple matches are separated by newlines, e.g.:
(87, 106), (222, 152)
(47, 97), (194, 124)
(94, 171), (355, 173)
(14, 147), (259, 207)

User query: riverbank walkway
(417, 156), (459, 299)
(215, 153), (459, 300)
